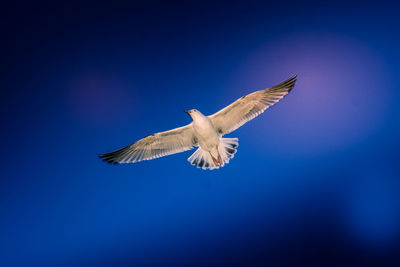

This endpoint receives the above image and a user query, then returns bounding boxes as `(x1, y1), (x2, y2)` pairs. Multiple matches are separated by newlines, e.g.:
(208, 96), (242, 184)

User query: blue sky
(1, 1), (400, 265)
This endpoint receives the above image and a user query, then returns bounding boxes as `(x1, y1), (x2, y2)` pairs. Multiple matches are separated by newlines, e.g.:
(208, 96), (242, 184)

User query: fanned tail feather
(187, 137), (238, 170)
(218, 137), (238, 165)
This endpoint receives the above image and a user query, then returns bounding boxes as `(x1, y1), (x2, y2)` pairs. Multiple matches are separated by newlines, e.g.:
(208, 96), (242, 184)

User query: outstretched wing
(99, 124), (196, 164)
(209, 75), (296, 135)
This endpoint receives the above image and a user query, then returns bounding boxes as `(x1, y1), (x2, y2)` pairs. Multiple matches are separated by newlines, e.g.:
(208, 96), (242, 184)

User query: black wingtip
(271, 74), (297, 92)
(285, 74), (297, 92)
(99, 153), (120, 165)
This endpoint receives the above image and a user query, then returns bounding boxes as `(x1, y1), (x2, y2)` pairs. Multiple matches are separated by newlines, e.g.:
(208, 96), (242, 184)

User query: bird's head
(184, 109), (203, 120)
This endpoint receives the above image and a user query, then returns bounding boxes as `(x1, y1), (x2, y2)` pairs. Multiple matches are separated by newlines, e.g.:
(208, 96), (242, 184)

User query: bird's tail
(187, 137), (238, 170)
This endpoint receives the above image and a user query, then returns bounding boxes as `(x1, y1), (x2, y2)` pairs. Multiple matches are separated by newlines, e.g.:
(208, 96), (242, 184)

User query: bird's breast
(192, 118), (219, 150)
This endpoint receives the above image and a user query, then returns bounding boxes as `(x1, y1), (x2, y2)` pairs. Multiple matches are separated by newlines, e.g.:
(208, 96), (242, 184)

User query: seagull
(99, 75), (296, 170)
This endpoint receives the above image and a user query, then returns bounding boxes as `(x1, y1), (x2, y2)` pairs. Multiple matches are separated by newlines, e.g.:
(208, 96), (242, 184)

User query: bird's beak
(184, 110), (190, 114)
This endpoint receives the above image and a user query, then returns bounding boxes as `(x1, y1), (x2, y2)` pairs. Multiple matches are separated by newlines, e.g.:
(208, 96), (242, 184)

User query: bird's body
(191, 111), (219, 151)
(100, 75), (296, 170)
(189, 110), (226, 167)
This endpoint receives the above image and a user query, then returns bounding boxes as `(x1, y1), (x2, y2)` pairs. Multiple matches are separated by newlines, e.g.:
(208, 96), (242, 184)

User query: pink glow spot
(228, 34), (392, 157)
(68, 73), (137, 127)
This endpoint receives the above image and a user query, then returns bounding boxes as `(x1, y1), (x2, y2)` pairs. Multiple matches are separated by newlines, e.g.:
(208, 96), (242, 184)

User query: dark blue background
(1, 1), (400, 265)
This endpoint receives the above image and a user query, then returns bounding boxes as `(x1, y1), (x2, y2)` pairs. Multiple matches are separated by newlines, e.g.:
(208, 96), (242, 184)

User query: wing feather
(209, 75), (296, 135)
(99, 124), (195, 164)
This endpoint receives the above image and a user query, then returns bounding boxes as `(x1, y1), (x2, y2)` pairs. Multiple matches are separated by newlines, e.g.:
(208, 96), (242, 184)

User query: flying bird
(99, 75), (296, 170)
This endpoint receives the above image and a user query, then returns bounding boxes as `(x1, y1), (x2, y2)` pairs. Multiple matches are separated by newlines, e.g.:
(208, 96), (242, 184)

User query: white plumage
(99, 75), (296, 170)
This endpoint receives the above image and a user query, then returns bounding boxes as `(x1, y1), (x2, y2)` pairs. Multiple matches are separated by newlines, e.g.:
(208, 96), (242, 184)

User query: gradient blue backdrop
(1, 1), (400, 265)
